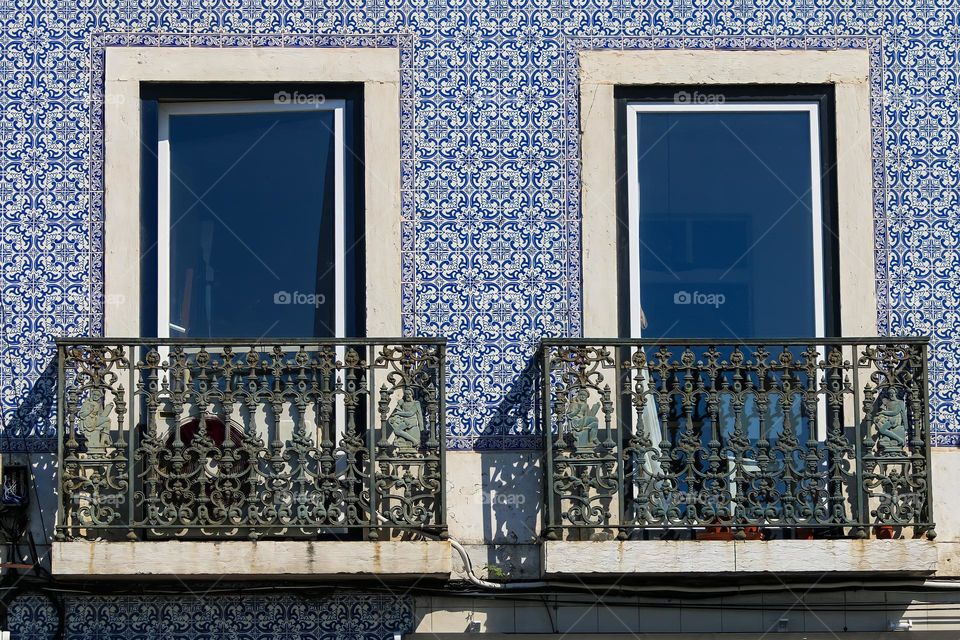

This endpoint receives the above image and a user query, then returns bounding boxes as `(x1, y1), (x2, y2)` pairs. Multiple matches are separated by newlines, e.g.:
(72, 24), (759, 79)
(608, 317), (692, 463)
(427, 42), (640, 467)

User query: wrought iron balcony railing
(56, 338), (447, 541)
(541, 338), (935, 541)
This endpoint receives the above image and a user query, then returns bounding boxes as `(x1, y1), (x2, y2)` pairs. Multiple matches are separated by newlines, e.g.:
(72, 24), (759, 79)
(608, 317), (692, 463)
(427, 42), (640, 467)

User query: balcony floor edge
(52, 540), (452, 579)
(542, 539), (939, 576)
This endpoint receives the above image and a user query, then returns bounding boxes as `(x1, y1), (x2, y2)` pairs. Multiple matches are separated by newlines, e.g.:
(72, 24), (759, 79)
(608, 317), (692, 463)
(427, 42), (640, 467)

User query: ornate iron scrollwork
(542, 339), (935, 540)
(56, 339), (447, 541)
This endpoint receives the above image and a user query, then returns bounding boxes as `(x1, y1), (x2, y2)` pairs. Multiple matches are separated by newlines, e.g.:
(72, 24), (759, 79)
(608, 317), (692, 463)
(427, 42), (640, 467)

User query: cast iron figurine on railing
(541, 339), (935, 541)
(55, 338), (447, 541)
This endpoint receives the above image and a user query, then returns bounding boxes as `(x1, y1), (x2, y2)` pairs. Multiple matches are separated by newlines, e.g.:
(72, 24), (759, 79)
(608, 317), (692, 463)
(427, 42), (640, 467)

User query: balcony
(52, 338), (450, 578)
(540, 338), (938, 576)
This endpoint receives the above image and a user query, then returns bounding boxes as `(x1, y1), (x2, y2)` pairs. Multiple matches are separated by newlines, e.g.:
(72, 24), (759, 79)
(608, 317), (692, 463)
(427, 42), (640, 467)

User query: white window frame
(103, 47), (402, 338)
(624, 101), (826, 340)
(156, 99), (347, 339)
(577, 49), (875, 339)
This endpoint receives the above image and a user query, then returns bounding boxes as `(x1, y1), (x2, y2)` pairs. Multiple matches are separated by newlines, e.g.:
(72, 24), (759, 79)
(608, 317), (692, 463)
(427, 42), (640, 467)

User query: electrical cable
(13, 576), (960, 609)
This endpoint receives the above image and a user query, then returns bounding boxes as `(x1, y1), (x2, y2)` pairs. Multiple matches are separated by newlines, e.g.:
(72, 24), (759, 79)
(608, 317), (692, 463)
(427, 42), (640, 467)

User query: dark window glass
(634, 108), (820, 340)
(166, 109), (338, 338)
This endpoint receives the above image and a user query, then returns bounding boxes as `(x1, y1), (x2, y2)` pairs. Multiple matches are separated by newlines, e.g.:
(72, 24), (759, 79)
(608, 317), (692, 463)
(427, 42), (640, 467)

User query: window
(616, 86), (839, 340)
(577, 49), (874, 340)
(574, 51), (875, 502)
(139, 84), (365, 339)
(103, 47), (403, 338)
(614, 86), (842, 449)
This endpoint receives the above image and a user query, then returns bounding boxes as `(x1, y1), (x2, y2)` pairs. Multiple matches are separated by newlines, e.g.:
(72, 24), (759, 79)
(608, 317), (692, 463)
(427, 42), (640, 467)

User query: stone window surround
(103, 46), (402, 337)
(578, 49), (876, 338)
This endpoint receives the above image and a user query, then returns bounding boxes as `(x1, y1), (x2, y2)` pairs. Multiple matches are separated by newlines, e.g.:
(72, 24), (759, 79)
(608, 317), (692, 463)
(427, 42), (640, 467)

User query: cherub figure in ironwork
(388, 388), (424, 450)
(78, 388), (113, 455)
(567, 389), (600, 448)
(873, 391), (907, 456)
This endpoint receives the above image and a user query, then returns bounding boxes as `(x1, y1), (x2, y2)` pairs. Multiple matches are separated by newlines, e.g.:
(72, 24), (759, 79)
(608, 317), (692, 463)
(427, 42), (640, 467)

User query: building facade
(3, 0), (960, 638)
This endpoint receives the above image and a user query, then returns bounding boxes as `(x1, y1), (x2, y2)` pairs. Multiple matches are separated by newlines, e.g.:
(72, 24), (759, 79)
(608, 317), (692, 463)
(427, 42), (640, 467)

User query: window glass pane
(167, 109), (337, 338)
(635, 108), (819, 340)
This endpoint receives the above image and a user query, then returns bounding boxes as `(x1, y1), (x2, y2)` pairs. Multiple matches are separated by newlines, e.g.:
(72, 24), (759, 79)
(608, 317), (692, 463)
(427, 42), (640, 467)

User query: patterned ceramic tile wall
(7, 592), (413, 639)
(1, 2), (958, 450)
